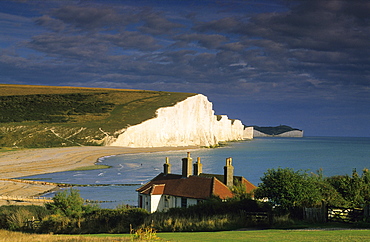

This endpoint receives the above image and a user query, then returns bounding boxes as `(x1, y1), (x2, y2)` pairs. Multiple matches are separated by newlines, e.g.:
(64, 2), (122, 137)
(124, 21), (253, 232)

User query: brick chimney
(163, 157), (171, 175)
(224, 157), (234, 187)
(193, 157), (203, 176)
(182, 152), (193, 177)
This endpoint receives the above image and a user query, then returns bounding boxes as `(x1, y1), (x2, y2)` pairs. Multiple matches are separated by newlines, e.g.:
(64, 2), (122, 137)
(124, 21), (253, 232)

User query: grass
(0, 230), (131, 241)
(0, 84), (136, 96)
(1, 229), (370, 242)
(0, 147), (24, 152)
(157, 229), (370, 242)
(0, 84), (196, 148)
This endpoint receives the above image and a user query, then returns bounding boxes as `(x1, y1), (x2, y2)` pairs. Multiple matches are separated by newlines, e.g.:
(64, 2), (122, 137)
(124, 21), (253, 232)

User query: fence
(24, 217), (41, 230)
(242, 211), (270, 224)
(328, 207), (364, 223)
(303, 203), (370, 223)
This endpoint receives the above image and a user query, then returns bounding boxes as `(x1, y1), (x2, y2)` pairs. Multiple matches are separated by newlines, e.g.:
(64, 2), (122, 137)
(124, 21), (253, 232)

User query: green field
(157, 229), (370, 241)
(74, 229), (370, 242)
(0, 84), (195, 148)
(2, 227), (370, 241)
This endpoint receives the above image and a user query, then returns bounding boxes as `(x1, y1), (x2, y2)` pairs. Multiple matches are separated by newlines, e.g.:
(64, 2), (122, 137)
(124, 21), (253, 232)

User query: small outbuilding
(136, 152), (256, 213)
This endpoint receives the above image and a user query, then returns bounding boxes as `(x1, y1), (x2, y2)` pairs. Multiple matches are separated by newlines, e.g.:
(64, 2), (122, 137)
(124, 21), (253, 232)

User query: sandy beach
(0, 146), (197, 203)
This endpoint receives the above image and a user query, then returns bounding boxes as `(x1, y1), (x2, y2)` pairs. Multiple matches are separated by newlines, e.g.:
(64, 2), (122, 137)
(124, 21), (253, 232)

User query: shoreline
(0, 145), (199, 202)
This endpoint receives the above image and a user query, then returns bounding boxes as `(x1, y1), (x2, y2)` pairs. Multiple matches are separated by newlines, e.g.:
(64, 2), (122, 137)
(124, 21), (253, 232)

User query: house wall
(139, 194), (161, 213)
(139, 194), (149, 212)
(187, 198), (198, 207)
(139, 194), (200, 213)
(150, 194), (162, 213)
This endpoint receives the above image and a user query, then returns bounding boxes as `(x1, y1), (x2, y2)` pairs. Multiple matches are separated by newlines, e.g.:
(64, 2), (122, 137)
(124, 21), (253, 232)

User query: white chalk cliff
(108, 94), (249, 147)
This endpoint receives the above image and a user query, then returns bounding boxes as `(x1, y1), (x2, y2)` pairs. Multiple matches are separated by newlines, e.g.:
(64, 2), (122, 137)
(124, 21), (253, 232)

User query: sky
(0, 0), (369, 137)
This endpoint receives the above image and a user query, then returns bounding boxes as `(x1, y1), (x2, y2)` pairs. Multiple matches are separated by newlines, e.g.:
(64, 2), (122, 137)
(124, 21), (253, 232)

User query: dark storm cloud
(246, 2), (370, 51)
(194, 16), (245, 33)
(4, 0), (368, 96)
(34, 15), (65, 32)
(51, 5), (126, 30)
(1, 0), (369, 136)
(27, 33), (109, 59)
(173, 33), (228, 49)
(138, 10), (184, 35)
(192, 0), (370, 103)
(103, 31), (162, 51)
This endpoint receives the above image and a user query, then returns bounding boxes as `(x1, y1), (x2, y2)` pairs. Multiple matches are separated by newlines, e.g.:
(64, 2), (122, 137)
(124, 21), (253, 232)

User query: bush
(37, 189), (149, 234)
(81, 208), (149, 234)
(145, 212), (266, 232)
(255, 168), (326, 211)
(0, 205), (50, 231)
(143, 198), (271, 232)
(37, 207), (149, 234)
(38, 214), (71, 233)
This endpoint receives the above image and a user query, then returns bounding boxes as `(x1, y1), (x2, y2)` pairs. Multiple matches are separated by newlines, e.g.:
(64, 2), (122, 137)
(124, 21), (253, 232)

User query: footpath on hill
(0, 146), (197, 204)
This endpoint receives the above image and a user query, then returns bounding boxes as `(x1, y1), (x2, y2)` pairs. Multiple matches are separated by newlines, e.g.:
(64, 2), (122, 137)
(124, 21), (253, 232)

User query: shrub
(0, 205), (50, 231)
(81, 208), (149, 234)
(130, 225), (160, 241)
(255, 168), (325, 211)
(38, 214), (71, 233)
(145, 212), (259, 232)
(143, 198), (271, 232)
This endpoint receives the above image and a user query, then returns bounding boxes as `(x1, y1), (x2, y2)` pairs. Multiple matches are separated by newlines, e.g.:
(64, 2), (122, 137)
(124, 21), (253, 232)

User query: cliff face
(108, 94), (246, 147)
(243, 127), (254, 140)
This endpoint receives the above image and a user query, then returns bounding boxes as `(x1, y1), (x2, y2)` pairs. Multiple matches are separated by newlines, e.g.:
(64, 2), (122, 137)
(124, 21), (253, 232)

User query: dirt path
(0, 146), (197, 201)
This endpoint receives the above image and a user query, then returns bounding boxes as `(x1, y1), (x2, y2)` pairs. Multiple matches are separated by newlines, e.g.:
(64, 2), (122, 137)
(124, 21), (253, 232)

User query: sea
(21, 136), (370, 209)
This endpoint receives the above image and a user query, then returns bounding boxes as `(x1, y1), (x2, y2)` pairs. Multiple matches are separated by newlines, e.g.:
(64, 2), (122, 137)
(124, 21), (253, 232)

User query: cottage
(136, 152), (256, 213)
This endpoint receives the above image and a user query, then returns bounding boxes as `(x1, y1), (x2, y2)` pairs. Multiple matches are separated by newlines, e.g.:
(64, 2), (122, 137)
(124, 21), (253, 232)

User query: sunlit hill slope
(0, 84), (195, 148)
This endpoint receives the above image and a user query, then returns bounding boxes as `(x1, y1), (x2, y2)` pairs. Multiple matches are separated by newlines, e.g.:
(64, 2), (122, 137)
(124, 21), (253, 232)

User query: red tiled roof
(151, 184), (165, 195)
(240, 177), (257, 193)
(137, 173), (235, 200)
(200, 173), (257, 193)
(212, 178), (233, 199)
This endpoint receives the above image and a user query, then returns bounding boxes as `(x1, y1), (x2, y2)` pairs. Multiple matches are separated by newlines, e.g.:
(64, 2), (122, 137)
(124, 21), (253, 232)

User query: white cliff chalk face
(243, 126), (254, 140)
(108, 94), (246, 147)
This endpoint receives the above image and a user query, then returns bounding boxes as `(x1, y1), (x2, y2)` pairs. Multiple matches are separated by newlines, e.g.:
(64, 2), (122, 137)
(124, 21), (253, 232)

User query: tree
(230, 179), (252, 201)
(326, 168), (370, 207)
(255, 168), (323, 211)
(46, 188), (85, 228)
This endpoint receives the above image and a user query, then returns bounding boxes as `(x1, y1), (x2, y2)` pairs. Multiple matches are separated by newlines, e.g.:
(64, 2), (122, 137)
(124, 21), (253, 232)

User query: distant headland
(252, 125), (304, 137)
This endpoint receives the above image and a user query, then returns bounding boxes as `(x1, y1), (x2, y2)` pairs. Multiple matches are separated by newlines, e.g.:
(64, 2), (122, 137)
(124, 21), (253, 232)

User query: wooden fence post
(321, 201), (328, 223)
(364, 204), (370, 221)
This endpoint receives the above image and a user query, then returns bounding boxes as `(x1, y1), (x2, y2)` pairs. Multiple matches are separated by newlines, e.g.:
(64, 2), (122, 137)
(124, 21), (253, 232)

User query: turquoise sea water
(23, 137), (370, 208)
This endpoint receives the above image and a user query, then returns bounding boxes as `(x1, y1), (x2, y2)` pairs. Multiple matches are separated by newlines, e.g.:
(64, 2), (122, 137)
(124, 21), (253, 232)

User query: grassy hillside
(0, 84), (195, 148)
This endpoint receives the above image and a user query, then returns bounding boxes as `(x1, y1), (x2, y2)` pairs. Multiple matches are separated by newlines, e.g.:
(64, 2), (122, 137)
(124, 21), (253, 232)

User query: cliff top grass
(0, 84), (195, 128)
(0, 84), (137, 96)
(0, 84), (196, 147)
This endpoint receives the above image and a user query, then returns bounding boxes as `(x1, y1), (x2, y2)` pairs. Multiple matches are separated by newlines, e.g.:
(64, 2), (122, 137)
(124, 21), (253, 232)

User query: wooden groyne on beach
(0, 178), (70, 187)
(0, 195), (53, 203)
(0, 178), (140, 187)
(0, 178), (139, 204)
